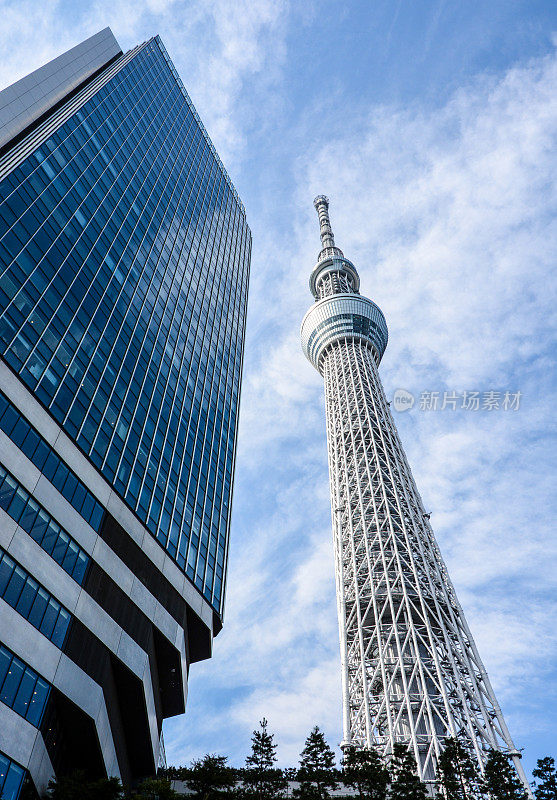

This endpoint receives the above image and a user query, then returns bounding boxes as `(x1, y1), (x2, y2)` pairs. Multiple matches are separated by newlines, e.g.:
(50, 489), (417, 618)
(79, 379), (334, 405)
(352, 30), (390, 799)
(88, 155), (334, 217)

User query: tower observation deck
(301, 196), (530, 792)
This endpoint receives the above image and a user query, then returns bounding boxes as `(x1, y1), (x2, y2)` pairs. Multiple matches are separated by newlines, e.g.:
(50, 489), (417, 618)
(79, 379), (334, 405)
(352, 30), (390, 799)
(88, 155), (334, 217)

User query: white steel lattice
(301, 196), (530, 793)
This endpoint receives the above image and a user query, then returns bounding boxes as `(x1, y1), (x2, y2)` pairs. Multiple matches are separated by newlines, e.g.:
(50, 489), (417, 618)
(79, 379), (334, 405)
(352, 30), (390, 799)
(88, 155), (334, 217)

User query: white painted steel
(301, 294), (388, 371)
(302, 196), (531, 795)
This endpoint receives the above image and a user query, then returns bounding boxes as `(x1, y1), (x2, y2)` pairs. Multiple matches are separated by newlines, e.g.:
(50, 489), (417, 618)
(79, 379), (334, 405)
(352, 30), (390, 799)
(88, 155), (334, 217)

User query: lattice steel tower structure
(301, 196), (529, 792)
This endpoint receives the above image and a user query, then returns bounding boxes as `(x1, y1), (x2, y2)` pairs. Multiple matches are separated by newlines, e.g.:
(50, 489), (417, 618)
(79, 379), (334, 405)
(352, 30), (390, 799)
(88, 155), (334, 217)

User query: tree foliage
(389, 743), (427, 800)
(39, 729), (556, 800)
(533, 757), (557, 800)
(184, 754), (237, 800)
(131, 776), (180, 799)
(342, 746), (389, 800)
(240, 718), (287, 800)
(437, 737), (483, 800)
(482, 750), (528, 800)
(44, 771), (123, 800)
(294, 726), (338, 800)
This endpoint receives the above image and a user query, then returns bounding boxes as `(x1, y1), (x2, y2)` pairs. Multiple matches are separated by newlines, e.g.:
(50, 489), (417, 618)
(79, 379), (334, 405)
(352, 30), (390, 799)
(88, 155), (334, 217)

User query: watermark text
(393, 389), (522, 413)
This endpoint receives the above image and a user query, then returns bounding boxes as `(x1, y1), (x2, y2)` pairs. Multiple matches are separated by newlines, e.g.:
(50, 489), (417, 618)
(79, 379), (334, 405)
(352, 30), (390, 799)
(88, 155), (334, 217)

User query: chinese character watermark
(393, 390), (522, 412)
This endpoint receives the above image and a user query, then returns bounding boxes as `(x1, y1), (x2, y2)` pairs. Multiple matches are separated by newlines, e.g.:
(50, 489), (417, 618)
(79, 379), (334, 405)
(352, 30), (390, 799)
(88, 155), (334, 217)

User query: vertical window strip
(0, 750), (26, 800)
(0, 642), (50, 726)
(95, 93), (204, 493)
(0, 462), (90, 585)
(0, 548), (72, 649)
(0, 390), (104, 532)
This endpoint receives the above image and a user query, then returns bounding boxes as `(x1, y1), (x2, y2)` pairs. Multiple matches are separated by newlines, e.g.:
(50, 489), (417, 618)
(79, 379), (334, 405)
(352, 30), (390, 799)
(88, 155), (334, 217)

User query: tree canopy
(482, 750), (529, 800)
(294, 726), (338, 800)
(342, 745), (390, 800)
(389, 743), (428, 800)
(242, 718), (287, 800)
(183, 754), (237, 800)
(437, 737), (483, 800)
(44, 771), (123, 800)
(41, 733), (551, 800)
(533, 757), (557, 800)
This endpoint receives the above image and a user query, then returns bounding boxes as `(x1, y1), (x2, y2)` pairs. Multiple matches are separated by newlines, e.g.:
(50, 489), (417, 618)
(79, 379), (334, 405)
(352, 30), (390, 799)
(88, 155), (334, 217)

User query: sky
(0, 0), (556, 783)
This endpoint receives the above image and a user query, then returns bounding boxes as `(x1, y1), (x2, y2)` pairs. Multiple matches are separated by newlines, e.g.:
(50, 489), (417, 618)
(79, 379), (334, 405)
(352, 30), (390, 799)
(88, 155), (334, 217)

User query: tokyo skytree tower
(301, 196), (530, 791)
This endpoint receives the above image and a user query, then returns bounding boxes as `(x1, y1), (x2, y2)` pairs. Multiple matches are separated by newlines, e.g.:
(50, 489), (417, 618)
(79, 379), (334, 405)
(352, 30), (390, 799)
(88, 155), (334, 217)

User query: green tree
(388, 743), (427, 800)
(130, 776), (179, 799)
(184, 754), (237, 800)
(242, 718), (287, 800)
(158, 766), (192, 782)
(437, 738), (482, 800)
(482, 750), (528, 800)
(294, 727), (338, 800)
(532, 757), (557, 800)
(44, 771), (123, 800)
(342, 746), (389, 800)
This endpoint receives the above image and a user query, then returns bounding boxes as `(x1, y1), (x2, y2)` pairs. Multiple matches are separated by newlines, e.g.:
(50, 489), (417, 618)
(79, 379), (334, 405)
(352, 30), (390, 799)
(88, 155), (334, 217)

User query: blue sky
(1, 0), (556, 782)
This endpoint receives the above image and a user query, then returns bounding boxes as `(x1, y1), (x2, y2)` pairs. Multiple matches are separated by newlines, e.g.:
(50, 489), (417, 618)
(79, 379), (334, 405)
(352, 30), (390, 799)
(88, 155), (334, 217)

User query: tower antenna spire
(314, 194), (344, 260)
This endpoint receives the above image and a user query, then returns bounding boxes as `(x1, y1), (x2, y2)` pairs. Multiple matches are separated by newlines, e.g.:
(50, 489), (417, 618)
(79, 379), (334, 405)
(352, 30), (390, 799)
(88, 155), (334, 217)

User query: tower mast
(301, 196), (531, 793)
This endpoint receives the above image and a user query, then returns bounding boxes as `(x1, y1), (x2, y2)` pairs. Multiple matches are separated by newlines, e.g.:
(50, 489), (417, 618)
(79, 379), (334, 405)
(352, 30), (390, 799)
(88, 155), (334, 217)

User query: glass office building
(0, 28), (250, 798)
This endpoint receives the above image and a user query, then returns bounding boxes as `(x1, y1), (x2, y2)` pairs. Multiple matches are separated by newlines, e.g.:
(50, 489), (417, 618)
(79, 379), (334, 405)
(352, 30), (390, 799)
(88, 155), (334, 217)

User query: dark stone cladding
(37, 508), (221, 783)
(54, 618), (157, 787)
(98, 512), (214, 660)
(9, 506), (213, 786)
(83, 561), (154, 654)
(44, 570), (191, 785)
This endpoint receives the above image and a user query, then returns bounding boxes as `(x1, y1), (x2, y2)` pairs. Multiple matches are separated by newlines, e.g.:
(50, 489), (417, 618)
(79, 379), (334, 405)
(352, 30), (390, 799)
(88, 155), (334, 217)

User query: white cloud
(0, 0), (291, 170)
(0, 1), (72, 88)
(169, 41), (557, 768)
(127, 0), (291, 165)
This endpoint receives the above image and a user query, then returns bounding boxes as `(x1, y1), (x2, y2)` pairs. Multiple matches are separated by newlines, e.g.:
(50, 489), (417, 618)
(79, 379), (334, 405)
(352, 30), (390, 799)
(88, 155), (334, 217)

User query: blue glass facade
(0, 549), (72, 648)
(0, 38), (250, 614)
(0, 643), (50, 727)
(0, 463), (90, 584)
(0, 752), (25, 800)
(0, 389), (105, 531)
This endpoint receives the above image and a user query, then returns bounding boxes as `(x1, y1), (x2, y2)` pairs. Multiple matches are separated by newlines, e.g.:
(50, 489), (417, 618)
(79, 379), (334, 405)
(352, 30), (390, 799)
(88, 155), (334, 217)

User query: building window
(0, 390), (105, 532)
(0, 643), (50, 726)
(0, 463), (90, 585)
(0, 549), (71, 649)
(0, 751), (25, 800)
